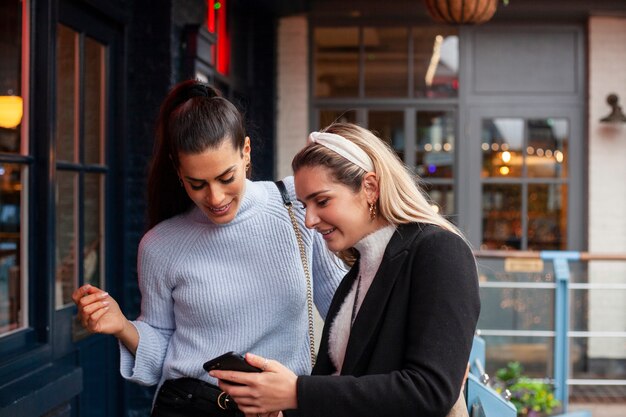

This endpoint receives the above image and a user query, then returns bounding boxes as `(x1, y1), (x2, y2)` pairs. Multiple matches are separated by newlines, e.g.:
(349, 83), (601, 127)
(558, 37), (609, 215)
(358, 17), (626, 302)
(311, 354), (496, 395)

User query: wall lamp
(600, 94), (626, 123)
(0, 95), (23, 129)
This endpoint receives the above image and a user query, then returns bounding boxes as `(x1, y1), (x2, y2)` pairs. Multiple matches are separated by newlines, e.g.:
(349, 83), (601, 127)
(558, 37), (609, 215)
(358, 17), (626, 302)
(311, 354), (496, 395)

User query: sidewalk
(569, 402), (626, 417)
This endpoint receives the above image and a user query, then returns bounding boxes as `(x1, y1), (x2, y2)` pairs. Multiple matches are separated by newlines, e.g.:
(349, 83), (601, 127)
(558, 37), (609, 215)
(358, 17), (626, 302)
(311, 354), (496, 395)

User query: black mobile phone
(203, 351), (262, 373)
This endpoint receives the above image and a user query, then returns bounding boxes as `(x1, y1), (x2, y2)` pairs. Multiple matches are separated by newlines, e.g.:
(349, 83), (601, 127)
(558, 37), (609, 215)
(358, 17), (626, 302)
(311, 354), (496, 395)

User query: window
(0, 0), (27, 338)
(313, 25), (460, 216)
(55, 24), (107, 312)
(480, 118), (569, 250)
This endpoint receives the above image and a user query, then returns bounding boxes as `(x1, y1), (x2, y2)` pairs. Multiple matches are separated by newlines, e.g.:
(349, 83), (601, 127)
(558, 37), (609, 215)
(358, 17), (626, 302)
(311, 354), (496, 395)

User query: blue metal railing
(474, 250), (626, 414)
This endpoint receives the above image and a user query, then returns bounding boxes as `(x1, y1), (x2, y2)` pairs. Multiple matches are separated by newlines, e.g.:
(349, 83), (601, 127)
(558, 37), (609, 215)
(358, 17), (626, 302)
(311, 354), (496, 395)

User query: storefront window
(0, 1), (26, 337)
(55, 24), (107, 311)
(314, 27), (359, 97)
(414, 28), (458, 98)
(368, 111), (405, 159)
(417, 110), (455, 179)
(480, 117), (569, 250)
(364, 28), (408, 97)
(319, 109), (357, 128)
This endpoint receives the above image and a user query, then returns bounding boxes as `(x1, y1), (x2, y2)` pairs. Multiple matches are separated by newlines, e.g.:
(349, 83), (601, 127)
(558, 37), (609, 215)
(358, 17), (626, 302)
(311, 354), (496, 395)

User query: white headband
(308, 131), (374, 172)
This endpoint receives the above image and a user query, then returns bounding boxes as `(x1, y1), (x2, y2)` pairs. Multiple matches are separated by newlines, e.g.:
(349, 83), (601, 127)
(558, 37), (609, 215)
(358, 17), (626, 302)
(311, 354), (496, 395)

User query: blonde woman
(210, 122), (480, 417)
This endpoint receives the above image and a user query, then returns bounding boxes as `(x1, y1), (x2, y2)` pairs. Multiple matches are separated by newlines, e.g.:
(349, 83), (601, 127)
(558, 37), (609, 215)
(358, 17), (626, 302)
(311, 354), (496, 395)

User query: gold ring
(217, 391), (230, 410)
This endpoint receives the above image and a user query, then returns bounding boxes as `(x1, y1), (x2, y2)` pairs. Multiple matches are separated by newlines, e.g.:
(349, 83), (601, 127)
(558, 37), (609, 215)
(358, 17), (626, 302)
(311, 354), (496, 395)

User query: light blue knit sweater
(119, 177), (344, 388)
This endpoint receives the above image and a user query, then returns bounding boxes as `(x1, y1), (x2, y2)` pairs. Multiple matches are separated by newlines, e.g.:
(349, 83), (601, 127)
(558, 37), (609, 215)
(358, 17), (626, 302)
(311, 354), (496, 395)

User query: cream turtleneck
(327, 224), (396, 374)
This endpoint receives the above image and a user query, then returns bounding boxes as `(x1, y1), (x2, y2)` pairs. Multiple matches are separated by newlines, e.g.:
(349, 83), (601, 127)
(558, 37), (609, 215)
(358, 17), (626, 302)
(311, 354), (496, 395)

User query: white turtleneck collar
(327, 224), (396, 374)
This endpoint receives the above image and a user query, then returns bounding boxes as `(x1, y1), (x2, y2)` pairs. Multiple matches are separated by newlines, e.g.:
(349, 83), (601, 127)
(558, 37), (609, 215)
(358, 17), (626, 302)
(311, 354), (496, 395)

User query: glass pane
(0, 1), (23, 152)
(478, 287), (554, 332)
(364, 27), (408, 97)
(570, 337), (626, 381)
(527, 184), (567, 250)
(477, 258), (556, 284)
(414, 28), (458, 98)
(422, 183), (454, 218)
(527, 118), (569, 178)
(83, 174), (103, 288)
(0, 163), (24, 335)
(368, 111), (405, 161)
(482, 184), (522, 250)
(319, 109), (357, 129)
(314, 27), (359, 98)
(416, 111), (455, 179)
(56, 25), (77, 162)
(483, 335), (554, 378)
(84, 37), (106, 165)
(571, 289), (626, 333)
(56, 171), (76, 309)
(481, 118), (524, 178)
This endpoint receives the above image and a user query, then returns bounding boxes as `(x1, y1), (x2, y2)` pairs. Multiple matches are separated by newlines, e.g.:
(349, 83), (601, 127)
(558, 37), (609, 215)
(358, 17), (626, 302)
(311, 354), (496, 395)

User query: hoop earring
(245, 162), (251, 172)
(178, 177), (184, 187)
(369, 202), (377, 221)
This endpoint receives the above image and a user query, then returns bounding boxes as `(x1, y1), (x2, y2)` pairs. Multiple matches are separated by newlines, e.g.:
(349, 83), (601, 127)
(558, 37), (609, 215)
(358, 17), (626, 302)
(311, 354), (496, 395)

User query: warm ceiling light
(501, 151), (511, 163)
(499, 166), (510, 176)
(0, 96), (23, 129)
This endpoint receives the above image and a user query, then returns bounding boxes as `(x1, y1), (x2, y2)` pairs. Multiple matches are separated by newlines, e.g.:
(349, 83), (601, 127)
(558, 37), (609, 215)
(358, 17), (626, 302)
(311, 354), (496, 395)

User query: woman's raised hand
(72, 284), (126, 335)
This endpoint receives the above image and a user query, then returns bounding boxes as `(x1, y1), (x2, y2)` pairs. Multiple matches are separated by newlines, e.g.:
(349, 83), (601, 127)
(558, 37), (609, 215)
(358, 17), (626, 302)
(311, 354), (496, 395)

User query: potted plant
(424, 0), (509, 25)
(493, 362), (561, 417)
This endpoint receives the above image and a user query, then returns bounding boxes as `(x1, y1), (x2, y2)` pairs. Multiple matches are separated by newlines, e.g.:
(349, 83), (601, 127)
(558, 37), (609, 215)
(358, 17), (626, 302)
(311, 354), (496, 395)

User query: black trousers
(151, 378), (244, 417)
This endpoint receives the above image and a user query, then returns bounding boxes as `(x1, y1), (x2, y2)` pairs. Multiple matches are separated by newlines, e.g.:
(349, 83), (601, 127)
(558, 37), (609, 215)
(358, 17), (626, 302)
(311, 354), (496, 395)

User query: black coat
(286, 223), (481, 417)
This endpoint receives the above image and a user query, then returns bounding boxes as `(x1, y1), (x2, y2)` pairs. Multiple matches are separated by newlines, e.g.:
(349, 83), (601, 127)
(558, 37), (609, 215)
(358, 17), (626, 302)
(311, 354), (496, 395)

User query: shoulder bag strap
(275, 180), (316, 367)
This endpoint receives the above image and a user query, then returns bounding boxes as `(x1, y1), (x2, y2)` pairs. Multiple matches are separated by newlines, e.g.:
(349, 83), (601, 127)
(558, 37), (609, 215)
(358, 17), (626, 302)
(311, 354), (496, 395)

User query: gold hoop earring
(369, 202), (377, 221)
(245, 162), (251, 172)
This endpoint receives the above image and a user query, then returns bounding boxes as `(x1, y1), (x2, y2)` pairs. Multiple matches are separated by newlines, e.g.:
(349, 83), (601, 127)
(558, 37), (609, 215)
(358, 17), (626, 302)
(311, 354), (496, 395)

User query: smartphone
(203, 351), (262, 373)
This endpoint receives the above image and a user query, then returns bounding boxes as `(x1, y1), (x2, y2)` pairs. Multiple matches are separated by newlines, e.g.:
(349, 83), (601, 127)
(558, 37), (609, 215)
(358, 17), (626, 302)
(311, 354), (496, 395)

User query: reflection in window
(55, 26), (108, 312)
(319, 109), (356, 129)
(84, 37), (105, 165)
(528, 184), (567, 250)
(0, 1), (26, 337)
(368, 111), (404, 160)
(314, 27), (359, 97)
(56, 172), (76, 308)
(482, 184), (522, 250)
(417, 111), (455, 179)
(0, 164), (23, 335)
(364, 27), (408, 97)
(527, 119), (568, 178)
(56, 25), (77, 163)
(423, 183), (454, 218)
(482, 118), (524, 178)
(414, 28), (459, 98)
(480, 118), (569, 251)
(84, 174), (103, 287)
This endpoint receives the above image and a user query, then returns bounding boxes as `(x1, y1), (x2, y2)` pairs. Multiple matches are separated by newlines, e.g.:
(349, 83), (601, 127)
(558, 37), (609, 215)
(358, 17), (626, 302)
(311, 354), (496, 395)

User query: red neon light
(206, 0), (215, 33)
(216, 0), (230, 75)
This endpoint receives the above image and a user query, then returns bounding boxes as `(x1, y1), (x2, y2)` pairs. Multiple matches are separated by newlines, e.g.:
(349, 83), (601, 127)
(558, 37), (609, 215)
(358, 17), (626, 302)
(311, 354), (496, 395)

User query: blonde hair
(292, 122), (464, 264)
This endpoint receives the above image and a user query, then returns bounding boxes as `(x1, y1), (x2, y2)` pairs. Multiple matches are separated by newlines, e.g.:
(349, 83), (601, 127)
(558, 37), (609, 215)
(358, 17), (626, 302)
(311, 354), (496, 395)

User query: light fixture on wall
(0, 94), (23, 129)
(600, 94), (626, 123)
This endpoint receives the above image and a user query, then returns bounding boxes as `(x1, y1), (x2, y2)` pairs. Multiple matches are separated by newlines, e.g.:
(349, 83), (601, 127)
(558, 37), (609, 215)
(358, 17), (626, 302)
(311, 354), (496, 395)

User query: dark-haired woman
(72, 80), (344, 417)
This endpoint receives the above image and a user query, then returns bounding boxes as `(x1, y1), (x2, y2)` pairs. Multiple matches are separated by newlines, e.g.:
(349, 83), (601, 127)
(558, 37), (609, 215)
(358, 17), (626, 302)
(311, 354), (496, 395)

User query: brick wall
(123, 1), (173, 414)
(276, 16), (309, 179)
(588, 16), (626, 361)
